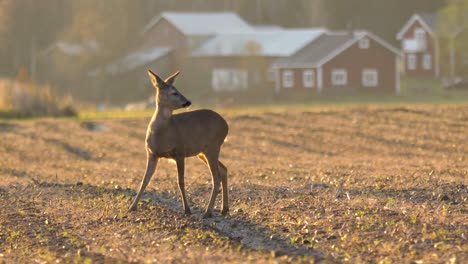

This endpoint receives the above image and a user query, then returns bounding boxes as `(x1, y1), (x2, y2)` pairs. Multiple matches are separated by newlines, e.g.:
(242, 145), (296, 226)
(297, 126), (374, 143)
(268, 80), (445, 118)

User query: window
(282, 70), (294, 88)
(302, 70), (315, 88)
(212, 69), (248, 91)
(407, 54), (417, 70)
(359, 38), (370, 49)
(362, 69), (378, 87)
(414, 28), (426, 50)
(423, 54), (432, 70)
(331, 69), (347, 86)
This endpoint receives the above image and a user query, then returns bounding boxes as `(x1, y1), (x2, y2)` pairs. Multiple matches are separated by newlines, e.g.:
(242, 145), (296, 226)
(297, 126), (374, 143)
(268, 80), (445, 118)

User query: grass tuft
(0, 79), (77, 118)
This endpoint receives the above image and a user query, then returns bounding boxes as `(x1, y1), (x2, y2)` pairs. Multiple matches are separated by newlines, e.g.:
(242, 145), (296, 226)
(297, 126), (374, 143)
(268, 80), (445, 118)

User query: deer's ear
(148, 70), (166, 88)
(164, 71), (180, 86)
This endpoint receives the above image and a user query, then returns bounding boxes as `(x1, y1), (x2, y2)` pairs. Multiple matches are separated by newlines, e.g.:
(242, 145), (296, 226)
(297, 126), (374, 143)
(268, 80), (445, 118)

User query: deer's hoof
(184, 209), (192, 216)
(202, 211), (213, 218)
(128, 205), (138, 212)
(221, 208), (229, 216)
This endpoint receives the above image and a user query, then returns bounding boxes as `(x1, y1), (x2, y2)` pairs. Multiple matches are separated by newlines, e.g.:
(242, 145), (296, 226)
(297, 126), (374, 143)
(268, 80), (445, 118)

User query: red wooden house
(191, 28), (325, 92)
(272, 31), (401, 94)
(94, 12), (403, 98)
(140, 12), (253, 63)
(396, 13), (440, 78)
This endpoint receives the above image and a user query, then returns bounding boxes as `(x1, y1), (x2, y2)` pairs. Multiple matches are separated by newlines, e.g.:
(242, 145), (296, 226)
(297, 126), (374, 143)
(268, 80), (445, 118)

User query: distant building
(272, 31), (401, 94)
(88, 46), (173, 101)
(396, 13), (440, 78)
(192, 28), (326, 92)
(140, 12), (253, 61)
(97, 11), (403, 97)
(129, 12), (255, 96)
(39, 41), (100, 93)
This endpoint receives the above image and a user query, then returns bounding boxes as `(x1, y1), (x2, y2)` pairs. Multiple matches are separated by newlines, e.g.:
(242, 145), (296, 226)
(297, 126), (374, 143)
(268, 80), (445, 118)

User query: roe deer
(128, 70), (229, 218)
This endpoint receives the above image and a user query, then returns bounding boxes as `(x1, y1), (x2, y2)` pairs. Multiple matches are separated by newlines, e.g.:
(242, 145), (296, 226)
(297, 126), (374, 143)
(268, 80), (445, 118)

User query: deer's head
(148, 70), (191, 110)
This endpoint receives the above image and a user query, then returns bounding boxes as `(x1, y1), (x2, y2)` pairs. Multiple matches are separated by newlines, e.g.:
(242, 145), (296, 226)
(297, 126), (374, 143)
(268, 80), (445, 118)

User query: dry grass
(0, 79), (76, 118)
(0, 105), (466, 263)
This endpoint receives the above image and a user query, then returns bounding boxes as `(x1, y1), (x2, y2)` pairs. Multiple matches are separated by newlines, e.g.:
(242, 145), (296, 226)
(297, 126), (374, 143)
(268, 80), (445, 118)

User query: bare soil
(0, 105), (466, 263)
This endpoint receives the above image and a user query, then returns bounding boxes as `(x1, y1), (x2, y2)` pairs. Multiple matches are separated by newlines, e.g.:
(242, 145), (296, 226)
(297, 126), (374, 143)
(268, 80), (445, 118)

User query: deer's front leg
(128, 153), (158, 212)
(175, 157), (191, 215)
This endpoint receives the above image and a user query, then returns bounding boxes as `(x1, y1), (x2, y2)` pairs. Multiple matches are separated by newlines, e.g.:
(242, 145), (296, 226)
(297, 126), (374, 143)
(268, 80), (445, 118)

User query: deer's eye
(171, 91), (178, 96)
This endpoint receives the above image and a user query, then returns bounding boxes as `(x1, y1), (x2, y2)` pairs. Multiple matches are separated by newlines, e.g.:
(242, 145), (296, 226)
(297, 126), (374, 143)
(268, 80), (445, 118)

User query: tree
(50, 0), (148, 101)
(437, 0), (468, 77)
(323, 0), (445, 43)
(0, 0), (66, 77)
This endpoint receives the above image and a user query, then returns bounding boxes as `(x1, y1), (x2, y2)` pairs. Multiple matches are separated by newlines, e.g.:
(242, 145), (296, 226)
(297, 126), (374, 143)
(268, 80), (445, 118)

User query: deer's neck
(150, 104), (173, 131)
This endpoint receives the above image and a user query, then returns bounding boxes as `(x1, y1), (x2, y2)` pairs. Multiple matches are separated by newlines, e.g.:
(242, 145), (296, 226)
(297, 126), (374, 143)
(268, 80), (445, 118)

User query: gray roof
(273, 33), (354, 67)
(192, 28), (326, 57)
(273, 31), (400, 68)
(251, 25), (284, 31)
(419, 13), (438, 31)
(90, 47), (171, 76)
(141, 12), (253, 35)
(44, 41), (99, 56)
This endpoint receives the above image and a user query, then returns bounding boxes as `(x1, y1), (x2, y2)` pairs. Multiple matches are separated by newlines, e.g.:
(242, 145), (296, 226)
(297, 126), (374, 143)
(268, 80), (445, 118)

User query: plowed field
(0, 105), (466, 263)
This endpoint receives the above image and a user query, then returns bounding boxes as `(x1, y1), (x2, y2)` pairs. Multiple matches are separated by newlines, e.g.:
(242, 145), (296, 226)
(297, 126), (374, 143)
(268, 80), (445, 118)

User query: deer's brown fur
(129, 70), (229, 218)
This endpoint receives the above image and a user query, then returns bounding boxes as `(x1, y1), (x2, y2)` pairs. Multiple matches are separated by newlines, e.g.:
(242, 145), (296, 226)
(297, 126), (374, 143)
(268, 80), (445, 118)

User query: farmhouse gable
(397, 13), (438, 40)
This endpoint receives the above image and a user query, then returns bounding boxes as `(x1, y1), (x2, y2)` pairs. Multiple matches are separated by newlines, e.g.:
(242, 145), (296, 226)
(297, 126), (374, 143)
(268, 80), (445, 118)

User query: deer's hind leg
(198, 153), (228, 217)
(198, 151), (221, 218)
(217, 161), (228, 215)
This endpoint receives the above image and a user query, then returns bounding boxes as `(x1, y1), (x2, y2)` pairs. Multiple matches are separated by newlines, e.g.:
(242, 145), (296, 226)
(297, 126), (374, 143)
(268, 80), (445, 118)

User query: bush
(0, 79), (77, 118)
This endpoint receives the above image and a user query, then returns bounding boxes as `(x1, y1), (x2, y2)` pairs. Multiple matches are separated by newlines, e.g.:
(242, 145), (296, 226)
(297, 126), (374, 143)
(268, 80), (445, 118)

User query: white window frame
(302, 70), (315, 88)
(362, 69), (378, 87)
(358, 38), (370, 49)
(282, 70), (294, 88)
(407, 54), (417, 70)
(331, 69), (347, 86)
(413, 27), (426, 42)
(422, 53), (432, 70)
(414, 28), (426, 42)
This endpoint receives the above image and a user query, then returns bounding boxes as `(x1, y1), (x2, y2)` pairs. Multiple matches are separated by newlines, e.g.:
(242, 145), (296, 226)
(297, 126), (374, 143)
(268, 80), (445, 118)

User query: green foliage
(323, 0), (444, 44)
(437, 0), (468, 76)
(437, 0), (468, 37)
